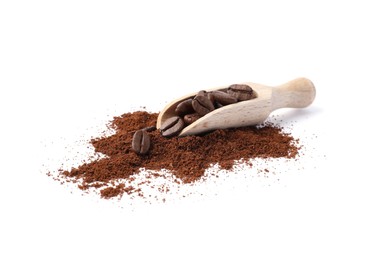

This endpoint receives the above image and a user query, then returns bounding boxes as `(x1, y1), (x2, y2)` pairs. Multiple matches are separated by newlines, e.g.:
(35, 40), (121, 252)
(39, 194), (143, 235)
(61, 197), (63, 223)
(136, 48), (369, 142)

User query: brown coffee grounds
(54, 111), (299, 199)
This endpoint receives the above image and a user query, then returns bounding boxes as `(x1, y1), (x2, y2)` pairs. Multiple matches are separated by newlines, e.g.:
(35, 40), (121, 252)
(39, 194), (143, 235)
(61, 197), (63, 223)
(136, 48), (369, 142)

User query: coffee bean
(227, 84), (254, 101)
(142, 126), (156, 132)
(211, 91), (238, 105)
(132, 130), (151, 155)
(183, 113), (201, 125)
(160, 116), (185, 137)
(197, 90), (207, 96)
(214, 101), (224, 109)
(175, 98), (194, 116)
(192, 94), (215, 116)
(206, 92), (215, 104)
(198, 90), (216, 104)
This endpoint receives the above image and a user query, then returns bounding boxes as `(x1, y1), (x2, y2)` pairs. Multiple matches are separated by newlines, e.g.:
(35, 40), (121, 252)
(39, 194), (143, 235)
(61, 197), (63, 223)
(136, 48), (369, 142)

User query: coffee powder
(51, 111), (299, 199)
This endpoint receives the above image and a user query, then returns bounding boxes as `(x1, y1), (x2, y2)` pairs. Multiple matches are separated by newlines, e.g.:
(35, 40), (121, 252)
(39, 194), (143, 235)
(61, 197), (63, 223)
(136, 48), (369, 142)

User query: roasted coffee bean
(160, 116), (185, 137)
(142, 126), (156, 132)
(196, 90), (216, 103)
(227, 84), (254, 101)
(211, 91), (238, 105)
(175, 98), (195, 116)
(132, 130), (151, 155)
(214, 101), (224, 109)
(183, 113), (201, 125)
(197, 90), (207, 96)
(192, 94), (215, 116)
(206, 92), (215, 104)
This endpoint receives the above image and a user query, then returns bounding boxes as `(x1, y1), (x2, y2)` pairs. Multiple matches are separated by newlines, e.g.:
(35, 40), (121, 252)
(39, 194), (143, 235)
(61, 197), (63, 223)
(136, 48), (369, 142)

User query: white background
(1, 0), (387, 259)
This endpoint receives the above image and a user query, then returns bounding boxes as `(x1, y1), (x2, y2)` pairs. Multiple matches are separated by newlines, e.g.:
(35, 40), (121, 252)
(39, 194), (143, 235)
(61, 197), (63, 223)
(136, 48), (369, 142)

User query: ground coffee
(50, 111), (299, 199)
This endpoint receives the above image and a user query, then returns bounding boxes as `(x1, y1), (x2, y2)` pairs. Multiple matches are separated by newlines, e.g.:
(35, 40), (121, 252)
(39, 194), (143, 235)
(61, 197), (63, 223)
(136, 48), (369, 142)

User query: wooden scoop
(156, 77), (316, 136)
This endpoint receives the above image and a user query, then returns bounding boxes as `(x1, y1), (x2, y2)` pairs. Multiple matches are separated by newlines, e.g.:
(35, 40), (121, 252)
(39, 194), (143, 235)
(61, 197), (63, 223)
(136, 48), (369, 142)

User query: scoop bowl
(156, 78), (316, 136)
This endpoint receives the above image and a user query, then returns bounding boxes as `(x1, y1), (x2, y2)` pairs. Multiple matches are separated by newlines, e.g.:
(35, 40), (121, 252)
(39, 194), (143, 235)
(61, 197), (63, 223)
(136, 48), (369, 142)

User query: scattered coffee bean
(175, 98), (195, 116)
(132, 130), (151, 155)
(160, 116), (185, 137)
(183, 113), (201, 125)
(227, 84), (254, 101)
(192, 94), (215, 116)
(211, 91), (238, 105)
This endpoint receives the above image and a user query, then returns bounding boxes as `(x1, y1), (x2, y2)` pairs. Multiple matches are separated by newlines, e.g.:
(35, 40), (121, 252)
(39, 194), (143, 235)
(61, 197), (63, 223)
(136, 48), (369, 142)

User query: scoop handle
(271, 77), (316, 109)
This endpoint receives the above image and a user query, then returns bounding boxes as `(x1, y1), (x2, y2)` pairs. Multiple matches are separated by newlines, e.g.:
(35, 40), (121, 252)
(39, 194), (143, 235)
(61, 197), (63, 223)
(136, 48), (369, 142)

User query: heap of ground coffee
(50, 111), (299, 199)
